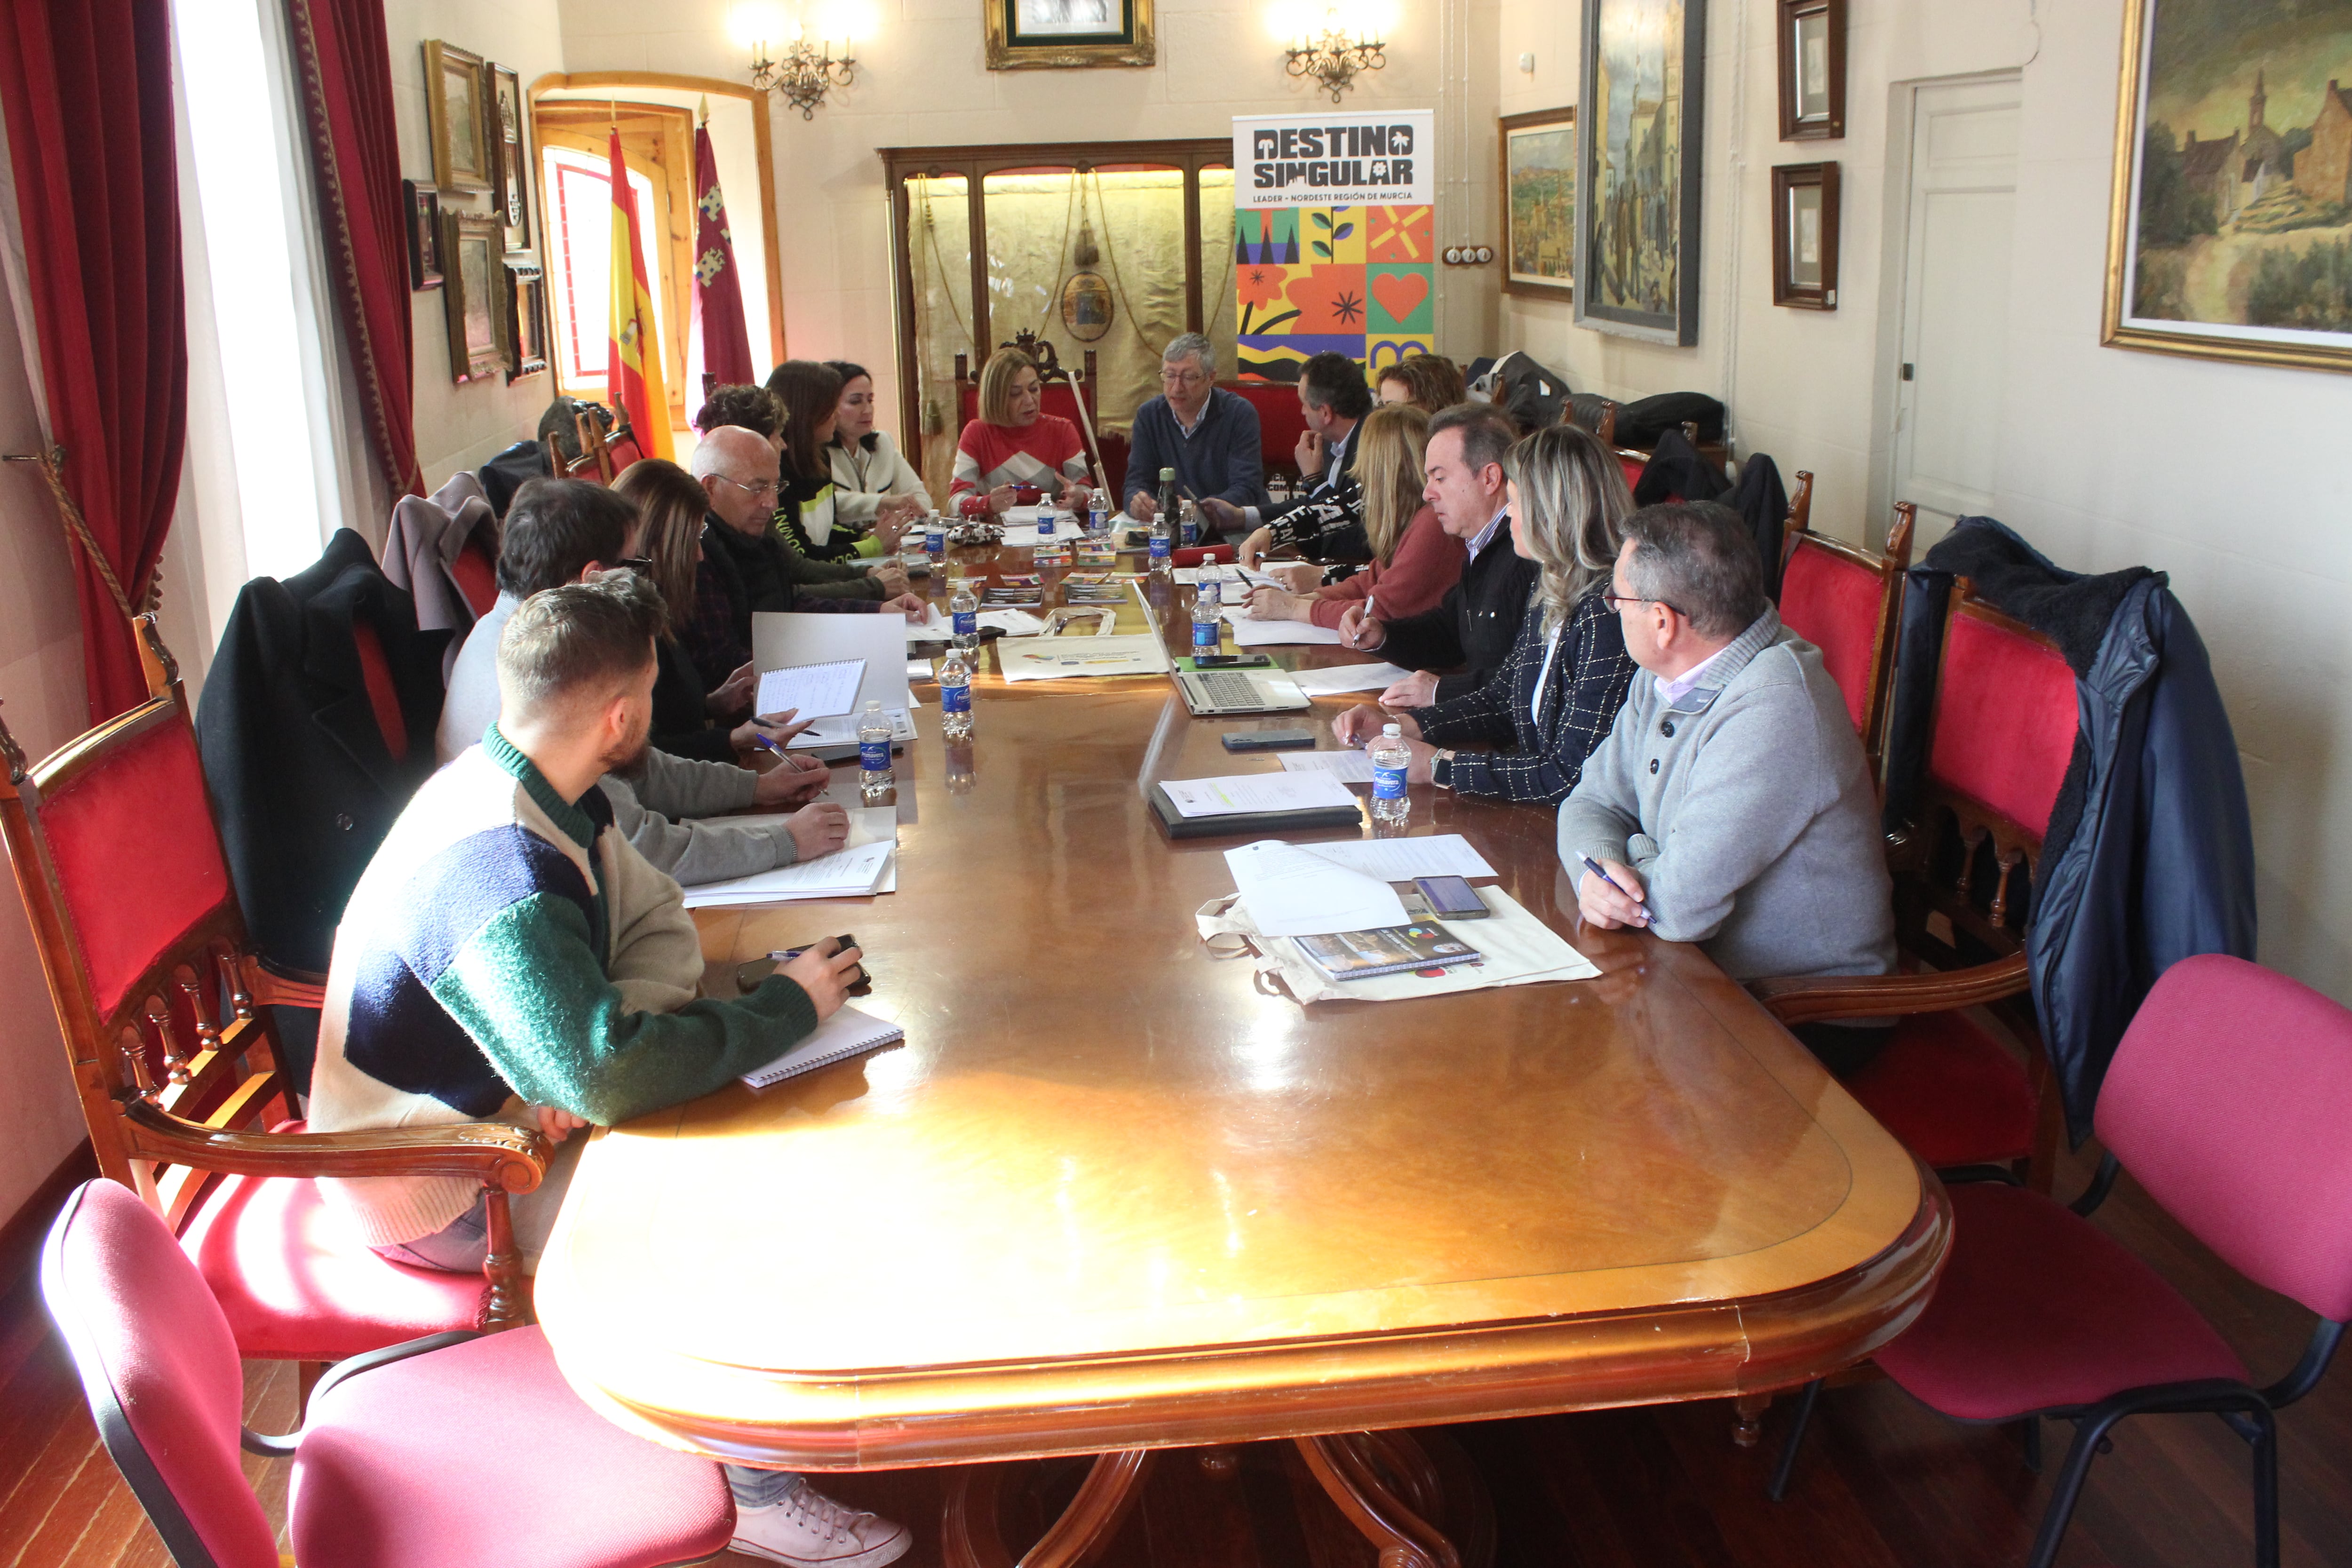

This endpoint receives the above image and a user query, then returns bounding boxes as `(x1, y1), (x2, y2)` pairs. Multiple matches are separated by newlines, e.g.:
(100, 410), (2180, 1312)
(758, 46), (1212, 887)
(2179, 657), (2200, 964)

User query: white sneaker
(731, 1478), (911, 1568)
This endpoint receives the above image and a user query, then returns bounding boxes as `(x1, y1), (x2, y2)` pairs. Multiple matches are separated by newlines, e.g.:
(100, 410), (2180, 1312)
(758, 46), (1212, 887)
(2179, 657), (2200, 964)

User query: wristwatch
(1432, 750), (1458, 790)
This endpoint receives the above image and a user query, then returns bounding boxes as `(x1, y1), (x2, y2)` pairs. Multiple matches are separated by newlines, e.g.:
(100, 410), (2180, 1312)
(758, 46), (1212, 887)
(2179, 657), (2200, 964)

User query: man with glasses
(683, 426), (928, 695)
(1120, 333), (1268, 529)
(1558, 501), (1898, 1075)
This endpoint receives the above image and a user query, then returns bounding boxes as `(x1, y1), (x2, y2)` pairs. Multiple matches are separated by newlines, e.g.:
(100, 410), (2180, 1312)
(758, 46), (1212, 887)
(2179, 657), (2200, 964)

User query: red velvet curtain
(285, 0), (420, 501)
(0, 0), (188, 724)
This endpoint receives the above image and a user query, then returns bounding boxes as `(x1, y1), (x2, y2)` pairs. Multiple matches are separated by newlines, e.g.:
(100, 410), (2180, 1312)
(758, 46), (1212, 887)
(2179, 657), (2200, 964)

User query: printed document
(789, 708), (915, 748)
(1227, 614), (1344, 647)
(1222, 839), (1410, 936)
(1159, 771), (1357, 818)
(1278, 749), (1376, 783)
(677, 839), (895, 909)
(999, 633), (1171, 681)
(1301, 834), (1497, 879)
(754, 658), (866, 721)
(1285, 661), (1409, 695)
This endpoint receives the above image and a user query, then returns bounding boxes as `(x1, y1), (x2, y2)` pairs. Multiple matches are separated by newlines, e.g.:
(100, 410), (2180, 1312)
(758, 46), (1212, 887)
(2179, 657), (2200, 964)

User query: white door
(1891, 77), (2021, 550)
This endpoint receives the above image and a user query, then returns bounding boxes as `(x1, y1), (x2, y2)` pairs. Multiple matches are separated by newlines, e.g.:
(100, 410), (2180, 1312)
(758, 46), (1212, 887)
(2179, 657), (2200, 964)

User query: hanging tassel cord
(2, 446), (158, 615)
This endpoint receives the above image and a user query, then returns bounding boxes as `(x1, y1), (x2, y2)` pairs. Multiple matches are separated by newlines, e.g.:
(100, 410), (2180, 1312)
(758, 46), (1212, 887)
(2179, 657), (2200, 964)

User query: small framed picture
(1777, 0), (1844, 142)
(441, 213), (505, 382)
(1500, 107), (1576, 301)
(488, 63), (531, 252)
(985, 0), (1154, 68)
(403, 180), (442, 291)
(422, 40), (492, 192)
(505, 258), (549, 382)
(1772, 162), (1840, 310)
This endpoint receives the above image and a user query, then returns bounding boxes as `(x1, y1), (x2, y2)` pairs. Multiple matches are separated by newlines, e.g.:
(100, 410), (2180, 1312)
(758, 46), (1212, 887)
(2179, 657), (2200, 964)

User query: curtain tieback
(1, 446), (159, 617)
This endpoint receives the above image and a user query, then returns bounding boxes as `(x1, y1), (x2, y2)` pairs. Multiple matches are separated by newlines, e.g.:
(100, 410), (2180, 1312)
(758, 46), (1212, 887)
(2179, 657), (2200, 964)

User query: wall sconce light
(735, 3), (861, 119)
(1281, 5), (1386, 103)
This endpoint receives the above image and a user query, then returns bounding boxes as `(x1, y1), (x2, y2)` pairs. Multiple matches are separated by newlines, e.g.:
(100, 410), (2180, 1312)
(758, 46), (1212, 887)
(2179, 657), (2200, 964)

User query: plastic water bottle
(1149, 508), (1173, 575)
(1368, 723), (1411, 825)
(939, 648), (974, 740)
(858, 700), (893, 801)
(924, 513), (945, 562)
(1179, 499), (1201, 549)
(1088, 496), (1108, 538)
(1196, 576), (1222, 614)
(950, 576), (978, 655)
(1037, 500), (1057, 538)
(1191, 584), (1222, 656)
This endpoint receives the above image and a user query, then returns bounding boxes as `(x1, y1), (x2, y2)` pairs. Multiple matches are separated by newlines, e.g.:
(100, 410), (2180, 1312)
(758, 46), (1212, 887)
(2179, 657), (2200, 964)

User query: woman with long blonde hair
(1245, 403), (1465, 629)
(1332, 423), (1639, 804)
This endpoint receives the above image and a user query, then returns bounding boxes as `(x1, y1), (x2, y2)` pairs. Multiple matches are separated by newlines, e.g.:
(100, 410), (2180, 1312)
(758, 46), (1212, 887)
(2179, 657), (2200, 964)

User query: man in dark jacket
(1337, 403), (1536, 707)
(1119, 334), (1268, 521)
(1219, 350), (1374, 559)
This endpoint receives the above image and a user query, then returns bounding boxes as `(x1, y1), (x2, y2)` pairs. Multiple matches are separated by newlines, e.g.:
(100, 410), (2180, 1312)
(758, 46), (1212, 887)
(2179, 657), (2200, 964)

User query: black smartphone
(1415, 876), (1491, 919)
(1222, 729), (1317, 751)
(1193, 653), (1272, 669)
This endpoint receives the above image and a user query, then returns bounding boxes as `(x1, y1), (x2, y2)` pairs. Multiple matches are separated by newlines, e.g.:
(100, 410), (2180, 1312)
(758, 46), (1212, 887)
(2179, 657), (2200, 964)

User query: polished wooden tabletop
(535, 547), (1948, 1471)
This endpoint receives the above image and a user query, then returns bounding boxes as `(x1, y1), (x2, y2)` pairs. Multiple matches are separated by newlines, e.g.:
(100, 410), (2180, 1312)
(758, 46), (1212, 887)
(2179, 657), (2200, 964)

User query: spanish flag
(606, 130), (673, 460)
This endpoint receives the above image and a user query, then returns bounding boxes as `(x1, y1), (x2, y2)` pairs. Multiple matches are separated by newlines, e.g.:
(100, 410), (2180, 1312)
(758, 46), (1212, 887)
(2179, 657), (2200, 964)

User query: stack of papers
(1277, 749), (1376, 783)
(1285, 661), (1409, 695)
(999, 634), (1171, 681)
(903, 604), (950, 644)
(1159, 771), (1358, 819)
(1222, 838), (1408, 935)
(1224, 611), (1344, 647)
(976, 608), (1048, 636)
(754, 658), (866, 719)
(789, 708), (915, 748)
(678, 809), (901, 909)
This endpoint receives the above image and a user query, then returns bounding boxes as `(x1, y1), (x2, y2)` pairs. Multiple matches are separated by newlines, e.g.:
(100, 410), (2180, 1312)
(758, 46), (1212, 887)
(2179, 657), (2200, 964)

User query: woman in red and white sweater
(1245, 404), (1465, 631)
(950, 347), (1094, 513)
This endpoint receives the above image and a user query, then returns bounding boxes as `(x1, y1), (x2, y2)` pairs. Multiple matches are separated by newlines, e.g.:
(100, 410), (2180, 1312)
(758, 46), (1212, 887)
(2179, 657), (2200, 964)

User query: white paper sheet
(1278, 749), (1376, 783)
(1159, 771), (1358, 819)
(1284, 661), (1410, 695)
(788, 708), (915, 748)
(702, 805), (898, 850)
(677, 839), (895, 908)
(902, 603), (951, 644)
(907, 658), (936, 681)
(1300, 833), (1498, 880)
(977, 609), (1048, 636)
(999, 634), (1172, 682)
(1222, 839), (1411, 936)
(754, 658), (866, 721)
(1228, 616), (1345, 647)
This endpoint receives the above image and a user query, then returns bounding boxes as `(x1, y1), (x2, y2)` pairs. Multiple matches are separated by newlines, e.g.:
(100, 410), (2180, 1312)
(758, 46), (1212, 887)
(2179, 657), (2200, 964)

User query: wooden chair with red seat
(954, 330), (1112, 494)
(0, 614), (547, 1372)
(1749, 574), (2079, 1194)
(1770, 955), (2352, 1568)
(42, 1178), (734, 1568)
(1774, 493), (1915, 783)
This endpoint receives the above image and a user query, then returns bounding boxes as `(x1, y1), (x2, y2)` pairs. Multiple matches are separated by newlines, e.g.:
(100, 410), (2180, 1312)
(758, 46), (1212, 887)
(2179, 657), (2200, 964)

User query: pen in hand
(1350, 593), (1377, 649)
(1579, 854), (1650, 926)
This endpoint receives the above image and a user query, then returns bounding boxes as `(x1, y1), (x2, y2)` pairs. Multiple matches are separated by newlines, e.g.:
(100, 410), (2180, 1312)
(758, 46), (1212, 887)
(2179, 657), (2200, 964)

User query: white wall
(558, 0), (1506, 442)
(388, 0), (572, 490)
(1498, 0), (2352, 1003)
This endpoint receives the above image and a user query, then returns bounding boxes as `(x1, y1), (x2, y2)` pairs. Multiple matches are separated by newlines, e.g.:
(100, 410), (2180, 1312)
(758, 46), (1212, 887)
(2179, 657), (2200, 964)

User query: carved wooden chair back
(0, 619), (296, 1231)
(1776, 495), (1915, 779)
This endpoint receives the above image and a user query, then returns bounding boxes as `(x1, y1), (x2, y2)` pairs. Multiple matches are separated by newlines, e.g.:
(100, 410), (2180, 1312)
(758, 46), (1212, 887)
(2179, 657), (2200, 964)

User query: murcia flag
(606, 130), (674, 460)
(691, 111), (755, 390)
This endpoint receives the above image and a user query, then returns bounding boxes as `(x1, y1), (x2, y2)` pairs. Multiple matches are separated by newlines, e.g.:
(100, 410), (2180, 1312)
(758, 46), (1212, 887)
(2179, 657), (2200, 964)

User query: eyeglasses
(1601, 588), (1686, 618)
(715, 475), (779, 499)
(1159, 370), (1208, 387)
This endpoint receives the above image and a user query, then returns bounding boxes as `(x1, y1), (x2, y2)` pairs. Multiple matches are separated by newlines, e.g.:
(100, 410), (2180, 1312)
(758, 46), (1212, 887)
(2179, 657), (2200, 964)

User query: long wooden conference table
(536, 547), (1951, 1568)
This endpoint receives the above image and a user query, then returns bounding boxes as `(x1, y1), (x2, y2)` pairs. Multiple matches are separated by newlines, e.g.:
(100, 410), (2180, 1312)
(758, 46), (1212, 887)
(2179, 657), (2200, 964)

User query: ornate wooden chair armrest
(1745, 952), (2030, 1026)
(236, 952), (328, 1010)
(119, 1100), (550, 1194)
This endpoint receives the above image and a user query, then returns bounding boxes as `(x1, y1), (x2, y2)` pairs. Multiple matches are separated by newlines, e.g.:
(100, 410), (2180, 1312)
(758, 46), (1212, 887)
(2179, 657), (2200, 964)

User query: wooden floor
(3, 1140), (2347, 1568)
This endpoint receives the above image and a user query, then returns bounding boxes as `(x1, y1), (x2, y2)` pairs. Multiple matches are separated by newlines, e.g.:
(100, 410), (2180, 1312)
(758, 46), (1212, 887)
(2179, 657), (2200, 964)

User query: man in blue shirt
(1121, 334), (1268, 529)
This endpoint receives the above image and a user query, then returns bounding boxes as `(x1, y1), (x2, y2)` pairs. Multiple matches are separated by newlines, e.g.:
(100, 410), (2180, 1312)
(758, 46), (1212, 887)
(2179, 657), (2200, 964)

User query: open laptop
(1174, 667), (1312, 716)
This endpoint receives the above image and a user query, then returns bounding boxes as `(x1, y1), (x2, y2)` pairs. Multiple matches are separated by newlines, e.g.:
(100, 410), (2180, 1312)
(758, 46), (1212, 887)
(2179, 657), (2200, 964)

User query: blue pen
(751, 729), (788, 759)
(1579, 854), (1650, 925)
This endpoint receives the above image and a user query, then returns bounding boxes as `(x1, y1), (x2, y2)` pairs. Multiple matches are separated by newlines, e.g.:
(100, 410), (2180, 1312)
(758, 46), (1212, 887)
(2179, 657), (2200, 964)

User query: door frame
(1866, 69), (2021, 553)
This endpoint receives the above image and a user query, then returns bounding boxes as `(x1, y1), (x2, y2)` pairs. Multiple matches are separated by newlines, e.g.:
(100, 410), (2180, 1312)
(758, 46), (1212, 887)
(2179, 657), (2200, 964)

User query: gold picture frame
(442, 212), (505, 383)
(2102, 0), (2352, 373)
(985, 0), (1155, 69)
(1501, 107), (1576, 301)
(423, 40), (492, 193)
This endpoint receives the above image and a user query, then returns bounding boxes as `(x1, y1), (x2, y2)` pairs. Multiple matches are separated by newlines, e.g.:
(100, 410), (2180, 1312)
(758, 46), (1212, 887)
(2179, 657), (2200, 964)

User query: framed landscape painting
(1575, 0), (1706, 345)
(1501, 108), (1575, 300)
(2104, 0), (2352, 372)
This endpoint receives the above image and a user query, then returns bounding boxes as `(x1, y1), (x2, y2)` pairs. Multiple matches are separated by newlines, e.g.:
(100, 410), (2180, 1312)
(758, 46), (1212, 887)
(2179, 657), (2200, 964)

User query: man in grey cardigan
(1559, 501), (1896, 1072)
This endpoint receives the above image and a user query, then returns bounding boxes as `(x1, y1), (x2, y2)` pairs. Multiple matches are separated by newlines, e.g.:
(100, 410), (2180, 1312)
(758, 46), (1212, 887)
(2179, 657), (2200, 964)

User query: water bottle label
(1192, 621), (1219, 650)
(1181, 520), (1199, 546)
(1372, 764), (1408, 801)
(1039, 513), (1055, 534)
(859, 740), (891, 772)
(925, 529), (945, 553)
(1149, 535), (1172, 560)
(942, 684), (971, 714)
(953, 610), (976, 636)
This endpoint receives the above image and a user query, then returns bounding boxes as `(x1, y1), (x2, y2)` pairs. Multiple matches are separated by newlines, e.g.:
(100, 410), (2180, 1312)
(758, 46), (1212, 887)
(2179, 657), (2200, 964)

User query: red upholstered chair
(1772, 955), (2352, 1568)
(1776, 494), (1915, 781)
(42, 1178), (736, 1568)
(1226, 379), (1313, 486)
(1751, 577), (2077, 1191)
(449, 533), (501, 618)
(0, 615), (547, 1367)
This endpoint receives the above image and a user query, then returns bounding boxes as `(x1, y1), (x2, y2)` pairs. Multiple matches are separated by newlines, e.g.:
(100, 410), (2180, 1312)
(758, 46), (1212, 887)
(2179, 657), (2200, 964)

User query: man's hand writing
(786, 801), (850, 860)
(1336, 604), (1386, 651)
(1576, 860), (1651, 930)
(751, 749), (828, 805)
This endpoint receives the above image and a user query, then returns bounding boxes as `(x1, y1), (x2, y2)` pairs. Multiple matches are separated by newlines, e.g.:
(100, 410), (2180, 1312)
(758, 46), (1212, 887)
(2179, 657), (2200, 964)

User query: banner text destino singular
(1248, 123), (1417, 192)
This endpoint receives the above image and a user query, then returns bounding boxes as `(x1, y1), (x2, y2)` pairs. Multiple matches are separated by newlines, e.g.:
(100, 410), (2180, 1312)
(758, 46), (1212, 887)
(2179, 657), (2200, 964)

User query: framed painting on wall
(1777, 0), (1844, 141)
(1574, 0), (1706, 345)
(489, 63), (531, 252)
(985, 0), (1155, 68)
(403, 180), (441, 290)
(442, 213), (504, 383)
(1501, 107), (1576, 300)
(2103, 0), (2352, 373)
(422, 41), (492, 192)
(1771, 162), (1839, 308)
(505, 259), (548, 382)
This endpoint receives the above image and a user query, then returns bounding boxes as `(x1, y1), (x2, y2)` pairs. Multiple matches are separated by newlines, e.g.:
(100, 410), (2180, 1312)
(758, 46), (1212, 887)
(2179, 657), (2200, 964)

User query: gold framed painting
(423, 40), (492, 193)
(441, 213), (505, 383)
(2103, 0), (2352, 373)
(1501, 107), (1575, 301)
(985, 0), (1155, 69)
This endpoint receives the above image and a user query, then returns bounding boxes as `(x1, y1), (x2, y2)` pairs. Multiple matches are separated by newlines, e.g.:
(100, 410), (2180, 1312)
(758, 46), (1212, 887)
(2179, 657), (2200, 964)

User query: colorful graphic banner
(1232, 112), (1435, 382)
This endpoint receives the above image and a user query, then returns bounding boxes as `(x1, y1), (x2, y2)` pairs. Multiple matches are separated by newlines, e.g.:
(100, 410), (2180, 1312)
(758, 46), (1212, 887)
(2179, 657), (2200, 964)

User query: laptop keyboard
(1195, 671), (1265, 708)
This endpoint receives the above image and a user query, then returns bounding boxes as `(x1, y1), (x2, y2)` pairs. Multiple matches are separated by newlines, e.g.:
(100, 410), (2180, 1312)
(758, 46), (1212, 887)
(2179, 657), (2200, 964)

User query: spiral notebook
(739, 1005), (906, 1089)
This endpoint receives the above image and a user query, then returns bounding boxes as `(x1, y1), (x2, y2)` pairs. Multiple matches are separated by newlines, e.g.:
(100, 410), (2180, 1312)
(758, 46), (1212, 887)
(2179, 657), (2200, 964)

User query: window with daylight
(540, 145), (666, 399)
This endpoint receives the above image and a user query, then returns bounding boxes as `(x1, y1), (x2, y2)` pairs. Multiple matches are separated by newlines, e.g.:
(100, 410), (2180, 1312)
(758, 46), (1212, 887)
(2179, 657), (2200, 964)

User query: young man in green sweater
(307, 572), (906, 1567)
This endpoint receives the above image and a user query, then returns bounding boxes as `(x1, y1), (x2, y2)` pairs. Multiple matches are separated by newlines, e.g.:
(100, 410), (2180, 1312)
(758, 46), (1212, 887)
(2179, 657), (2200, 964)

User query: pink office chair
(1768, 955), (2352, 1568)
(41, 1178), (737, 1568)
